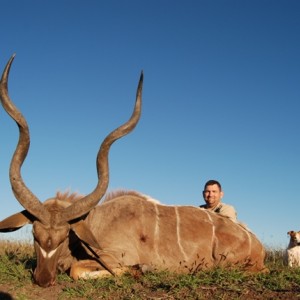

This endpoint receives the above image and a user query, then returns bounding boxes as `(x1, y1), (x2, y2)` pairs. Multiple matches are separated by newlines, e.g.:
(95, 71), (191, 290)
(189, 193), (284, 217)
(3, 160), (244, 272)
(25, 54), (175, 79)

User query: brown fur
(71, 194), (267, 278)
(0, 190), (268, 286)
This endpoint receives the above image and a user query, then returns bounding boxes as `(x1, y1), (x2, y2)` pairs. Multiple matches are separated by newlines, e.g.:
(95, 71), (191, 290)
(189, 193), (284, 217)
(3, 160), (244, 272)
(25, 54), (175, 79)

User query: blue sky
(0, 0), (299, 248)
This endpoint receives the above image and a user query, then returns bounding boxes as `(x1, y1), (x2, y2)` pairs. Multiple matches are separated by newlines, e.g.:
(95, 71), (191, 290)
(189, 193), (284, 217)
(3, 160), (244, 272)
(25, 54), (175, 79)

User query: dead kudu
(0, 55), (267, 287)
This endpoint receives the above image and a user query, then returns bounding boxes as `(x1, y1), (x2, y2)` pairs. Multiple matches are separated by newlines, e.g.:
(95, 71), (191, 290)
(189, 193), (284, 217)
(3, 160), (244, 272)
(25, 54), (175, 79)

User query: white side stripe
(153, 203), (160, 259)
(175, 207), (188, 261)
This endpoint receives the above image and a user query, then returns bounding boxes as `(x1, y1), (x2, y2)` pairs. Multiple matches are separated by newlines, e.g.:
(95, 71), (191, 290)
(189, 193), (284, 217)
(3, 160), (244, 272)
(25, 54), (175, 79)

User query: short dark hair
(204, 180), (222, 191)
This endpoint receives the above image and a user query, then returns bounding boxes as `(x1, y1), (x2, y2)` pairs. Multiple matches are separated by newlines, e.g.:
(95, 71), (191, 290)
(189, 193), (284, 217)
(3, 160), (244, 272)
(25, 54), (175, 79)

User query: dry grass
(0, 240), (34, 257)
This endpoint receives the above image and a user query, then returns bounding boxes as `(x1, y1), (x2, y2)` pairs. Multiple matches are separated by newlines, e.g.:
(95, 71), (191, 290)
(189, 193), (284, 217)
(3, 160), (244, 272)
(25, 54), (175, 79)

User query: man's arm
(219, 204), (237, 221)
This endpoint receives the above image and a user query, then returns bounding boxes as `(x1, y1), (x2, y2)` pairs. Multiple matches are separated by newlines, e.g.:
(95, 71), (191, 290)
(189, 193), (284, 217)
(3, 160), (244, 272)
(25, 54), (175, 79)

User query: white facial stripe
(40, 246), (57, 258)
(40, 247), (47, 258)
(48, 249), (57, 258)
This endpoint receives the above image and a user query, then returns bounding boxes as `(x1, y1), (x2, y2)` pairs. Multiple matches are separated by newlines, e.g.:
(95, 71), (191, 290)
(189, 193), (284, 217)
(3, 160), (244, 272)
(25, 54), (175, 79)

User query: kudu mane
(102, 190), (160, 204)
(54, 190), (158, 205)
(55, 191), (84, 203)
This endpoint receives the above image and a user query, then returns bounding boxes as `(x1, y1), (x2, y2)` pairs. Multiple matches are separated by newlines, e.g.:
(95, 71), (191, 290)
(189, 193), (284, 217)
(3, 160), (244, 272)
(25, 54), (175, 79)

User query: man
(200, 180), (237, 222)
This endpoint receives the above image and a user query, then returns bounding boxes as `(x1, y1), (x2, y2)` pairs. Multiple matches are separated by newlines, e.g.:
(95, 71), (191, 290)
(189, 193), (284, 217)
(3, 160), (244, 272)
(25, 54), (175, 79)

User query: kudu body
(0, 55), (266, 287)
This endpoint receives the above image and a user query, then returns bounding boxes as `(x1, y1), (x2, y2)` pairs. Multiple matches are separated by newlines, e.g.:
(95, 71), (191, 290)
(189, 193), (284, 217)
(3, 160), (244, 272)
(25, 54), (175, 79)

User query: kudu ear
(0, 210), (34, 232)
(71, 220), (102, 250)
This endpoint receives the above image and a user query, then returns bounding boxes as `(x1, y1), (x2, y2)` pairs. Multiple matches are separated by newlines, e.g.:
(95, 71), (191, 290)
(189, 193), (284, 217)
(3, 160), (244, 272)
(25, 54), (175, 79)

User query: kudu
(0, 55), (267, 288)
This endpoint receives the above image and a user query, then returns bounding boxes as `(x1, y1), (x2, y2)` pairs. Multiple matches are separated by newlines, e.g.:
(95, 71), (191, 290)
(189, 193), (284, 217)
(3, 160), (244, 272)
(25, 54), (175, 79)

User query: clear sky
(0, 0), (299, 248)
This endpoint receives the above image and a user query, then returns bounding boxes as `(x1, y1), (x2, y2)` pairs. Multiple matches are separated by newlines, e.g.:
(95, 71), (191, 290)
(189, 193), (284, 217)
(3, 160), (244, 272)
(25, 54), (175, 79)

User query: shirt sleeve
(219, 204), (237, 221)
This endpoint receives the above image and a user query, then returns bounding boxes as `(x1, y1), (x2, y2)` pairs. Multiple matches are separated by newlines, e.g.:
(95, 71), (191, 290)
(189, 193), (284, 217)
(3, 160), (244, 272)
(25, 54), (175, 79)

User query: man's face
(202, 184), (224, 208)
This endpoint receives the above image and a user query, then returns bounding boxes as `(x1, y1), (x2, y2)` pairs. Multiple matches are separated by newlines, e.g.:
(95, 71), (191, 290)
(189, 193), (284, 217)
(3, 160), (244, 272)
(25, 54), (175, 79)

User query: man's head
(202, 180), (224, 209)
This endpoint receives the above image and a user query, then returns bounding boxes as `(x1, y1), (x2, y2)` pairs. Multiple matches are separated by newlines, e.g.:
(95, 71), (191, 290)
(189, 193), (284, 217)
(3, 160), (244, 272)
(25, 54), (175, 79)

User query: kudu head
(0, 54), (143, 287)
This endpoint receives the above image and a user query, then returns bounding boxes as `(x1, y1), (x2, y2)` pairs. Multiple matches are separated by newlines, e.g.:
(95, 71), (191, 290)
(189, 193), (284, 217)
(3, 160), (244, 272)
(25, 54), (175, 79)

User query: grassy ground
(0, 241), (299, 299)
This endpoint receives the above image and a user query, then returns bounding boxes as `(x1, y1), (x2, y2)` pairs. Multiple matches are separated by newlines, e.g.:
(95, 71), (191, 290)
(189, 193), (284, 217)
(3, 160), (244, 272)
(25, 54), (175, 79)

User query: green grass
(0, 241), (300, 299)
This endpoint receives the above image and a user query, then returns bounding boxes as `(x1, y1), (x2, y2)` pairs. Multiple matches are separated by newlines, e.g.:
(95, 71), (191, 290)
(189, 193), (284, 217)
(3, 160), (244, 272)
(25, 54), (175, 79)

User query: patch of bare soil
(1, 282), (300, 300)
(0, 282), (73, 300)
